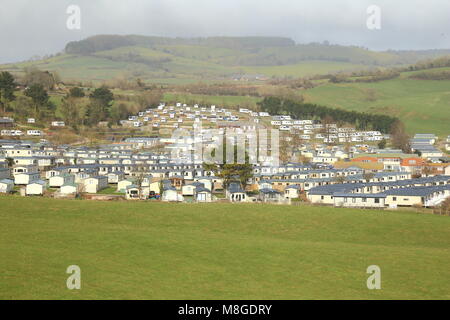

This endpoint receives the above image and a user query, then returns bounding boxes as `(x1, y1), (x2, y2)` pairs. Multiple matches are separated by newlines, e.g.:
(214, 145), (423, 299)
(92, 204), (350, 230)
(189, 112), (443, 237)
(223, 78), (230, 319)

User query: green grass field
(304, 77), (450, 137)
(0, 41), (399, 85)
(242, 60), (372, 78)
(1, 197), (449, 300)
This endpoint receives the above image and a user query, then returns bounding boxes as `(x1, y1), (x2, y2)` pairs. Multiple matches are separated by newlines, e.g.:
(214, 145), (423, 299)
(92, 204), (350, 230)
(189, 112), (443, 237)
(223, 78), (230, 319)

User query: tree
(68, 87), (85, 98)
(258, 97), (398, 134)
(298, 155), (311, 165)
(90, 86), (113, 107)
(390, 120), (411, 153)
(86, 100), (108, 125)
(321, 115), (335, 144)
(87, 87), (114, 125)
(333, 175), (346, 184)
(202, 142), (254, 190)
(5, 157), (14, 167)
(218, 163), (253, 190)
(22, 67), (57, 90)
(363, 172), (375, 182)
(0, 71), (16, 114)
(60, 97), (83, 130)
(110, 103), (129, 125)
(279, 135), (291, 164)
(137, 90), (162, 110)
(421, 166), (433, 177)
(437, 197), (450, 215)
(377, 139), (387, 149)
(12, 96), (34, 120)
(24, 84), (50, 118)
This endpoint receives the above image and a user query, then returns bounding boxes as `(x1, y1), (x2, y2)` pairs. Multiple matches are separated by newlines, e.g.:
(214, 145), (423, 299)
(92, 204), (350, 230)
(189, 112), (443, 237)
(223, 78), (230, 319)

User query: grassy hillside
(3, 35), (450, 84)
(304, 74), (450, 136)
(0, 50), (376, 85)
(1, 197), (449, 300)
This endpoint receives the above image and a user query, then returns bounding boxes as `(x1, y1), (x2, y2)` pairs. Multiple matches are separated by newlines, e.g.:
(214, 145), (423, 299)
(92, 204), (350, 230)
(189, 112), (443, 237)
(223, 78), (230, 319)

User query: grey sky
(1, 0), (450, 63)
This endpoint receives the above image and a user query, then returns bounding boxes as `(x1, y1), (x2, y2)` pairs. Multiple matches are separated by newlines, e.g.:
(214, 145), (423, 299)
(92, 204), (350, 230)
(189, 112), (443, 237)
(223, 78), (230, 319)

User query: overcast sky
(1, 0), (450, 63)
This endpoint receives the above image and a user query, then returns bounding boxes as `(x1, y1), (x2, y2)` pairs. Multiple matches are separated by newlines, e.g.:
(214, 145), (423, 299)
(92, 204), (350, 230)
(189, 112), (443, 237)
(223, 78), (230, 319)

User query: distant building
(0, 118), (14, 128)
(51, 121), (65, 127)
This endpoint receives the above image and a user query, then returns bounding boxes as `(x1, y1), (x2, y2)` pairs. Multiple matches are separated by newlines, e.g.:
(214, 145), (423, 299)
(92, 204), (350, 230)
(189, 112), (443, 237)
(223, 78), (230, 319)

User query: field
(1, 53), (372, 85)
(6, 34), (448, 85)
(242, 60), (371, 78)
(1, 197), (449, 300)
(304, 76), (450, 137)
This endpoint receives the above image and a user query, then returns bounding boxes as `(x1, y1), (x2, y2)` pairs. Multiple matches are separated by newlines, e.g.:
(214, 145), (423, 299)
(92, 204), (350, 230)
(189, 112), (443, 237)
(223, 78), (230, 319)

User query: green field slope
(0, 50), (376, 85)
(304, 77), (450, 136)
(1, 197), (449, 300)
(3, 35), (450, 84)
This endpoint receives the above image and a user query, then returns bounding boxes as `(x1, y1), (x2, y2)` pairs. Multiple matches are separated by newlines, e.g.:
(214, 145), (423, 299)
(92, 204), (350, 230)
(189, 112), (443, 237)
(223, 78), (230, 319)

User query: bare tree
(321, 116), (335, 145)
(390, 121), (411, 153)
(363, 172), (375, 183)
(333, 175), (346, 184)
(134, 172), (146, 199)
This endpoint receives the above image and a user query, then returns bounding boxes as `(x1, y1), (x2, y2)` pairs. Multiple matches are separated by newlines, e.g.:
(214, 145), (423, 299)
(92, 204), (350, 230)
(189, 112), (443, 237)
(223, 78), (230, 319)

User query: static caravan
(142, 180), (161, 196)
(107, 171), (125, 184)
(117, 179), (134, 192)
(27, 130), (42, 136)
(195, 187), (212, 202)
(227, 183), (247, 202)
(182, 184), (196, 196)
(45, 168), (67, 179)
(333, 193), (386, 208)
(182, 182), (204, 196)
(73, 171), (93, 183)
(13, 165), (38, 175)
(26, 180), (46, 195)
(51, 121), (65, 127)
(0, 179), (14, 193)
(0, 168), (10, 180)
(60, 183), (78, 195)
(14, 172), (40, 185)
(82, 176), (108, 194)
(162, 187), (183, 202)
(49, 174), (75, 188)
(125, 185), (141, 200)
(285, 185), (300, 199)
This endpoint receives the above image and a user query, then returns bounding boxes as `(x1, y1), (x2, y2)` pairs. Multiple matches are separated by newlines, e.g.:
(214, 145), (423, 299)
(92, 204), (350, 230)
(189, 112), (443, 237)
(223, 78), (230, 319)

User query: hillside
(1, 197), (449, 299)
(304, 69), (450, 136)
(3, 35), (450, 84)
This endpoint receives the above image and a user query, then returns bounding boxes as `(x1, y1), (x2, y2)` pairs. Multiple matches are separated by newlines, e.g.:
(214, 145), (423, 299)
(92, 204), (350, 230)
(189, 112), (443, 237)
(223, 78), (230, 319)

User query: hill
(304, 68), (450, 136)
(1, 197), (449, 299)
(3, 35), (450, 84)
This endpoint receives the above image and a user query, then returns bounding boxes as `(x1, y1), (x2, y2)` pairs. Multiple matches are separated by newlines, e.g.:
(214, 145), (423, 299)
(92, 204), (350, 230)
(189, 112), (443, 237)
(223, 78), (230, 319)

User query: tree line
(329, 70), (400, 84)
(258, 97), (399, 133)
(409, 70), (450, 80)
(0, 70), (162, 130)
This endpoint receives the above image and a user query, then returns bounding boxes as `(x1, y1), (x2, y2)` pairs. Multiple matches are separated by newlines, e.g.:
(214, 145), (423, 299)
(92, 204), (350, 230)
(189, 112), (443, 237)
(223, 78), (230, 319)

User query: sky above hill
(2, 0), (450, 63)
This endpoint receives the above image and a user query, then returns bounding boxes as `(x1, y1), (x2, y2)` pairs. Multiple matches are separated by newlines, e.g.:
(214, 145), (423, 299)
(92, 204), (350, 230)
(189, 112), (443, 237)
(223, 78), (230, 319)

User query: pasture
(0, 197), (449, 299)
(304, 78), (450, 136)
